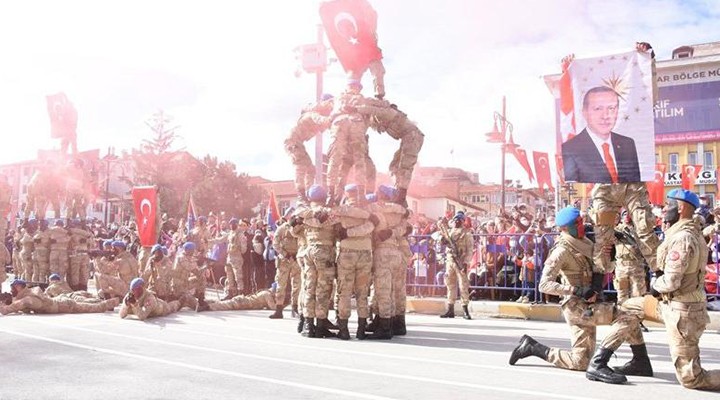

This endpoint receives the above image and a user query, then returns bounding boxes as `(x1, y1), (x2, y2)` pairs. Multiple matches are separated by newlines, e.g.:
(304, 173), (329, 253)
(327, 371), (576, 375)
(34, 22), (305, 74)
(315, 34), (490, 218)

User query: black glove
(573, 286), (595, 300)
(375, 229), (392, 242)
(369, 214), (380, 227)
(653, 269), (664, 278)
(314, 210), (329, 223)
(590, 273), (605, 298)
(289, 216), (304, 227)
(123, 293), (136, 306)
(335, 224), (348, 241)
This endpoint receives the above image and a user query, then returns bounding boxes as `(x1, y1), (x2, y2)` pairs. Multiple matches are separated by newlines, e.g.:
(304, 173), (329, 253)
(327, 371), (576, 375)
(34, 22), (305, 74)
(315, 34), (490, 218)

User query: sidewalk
(406, 296), (720, 330)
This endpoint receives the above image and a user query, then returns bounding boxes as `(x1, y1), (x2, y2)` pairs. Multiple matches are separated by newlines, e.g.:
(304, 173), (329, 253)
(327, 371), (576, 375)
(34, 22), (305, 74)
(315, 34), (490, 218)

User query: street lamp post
(102, 147), (119, 226)
(485, 96), (515, 213)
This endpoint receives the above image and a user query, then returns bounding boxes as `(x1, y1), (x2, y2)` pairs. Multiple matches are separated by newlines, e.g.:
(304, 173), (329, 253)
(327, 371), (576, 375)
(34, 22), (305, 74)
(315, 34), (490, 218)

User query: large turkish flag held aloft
(46, 92), (78, 139)
(319, 0), (382, 73)
(132, 186), (158, 247)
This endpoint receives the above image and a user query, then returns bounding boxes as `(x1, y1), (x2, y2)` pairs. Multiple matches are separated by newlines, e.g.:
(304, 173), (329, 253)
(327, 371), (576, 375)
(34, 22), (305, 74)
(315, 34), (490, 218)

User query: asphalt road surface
(2, 308), (720, 400)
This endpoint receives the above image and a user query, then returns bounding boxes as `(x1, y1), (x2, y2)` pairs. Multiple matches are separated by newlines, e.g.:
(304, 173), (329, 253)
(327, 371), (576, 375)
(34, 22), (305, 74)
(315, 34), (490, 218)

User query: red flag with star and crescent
(646, 163), (666, 205)
(319, 0), (383, 73)
(504, 132), (534, 182)
(681, 164), (702, 190)
(132, 186), (158, 247)
(46, 92), (78, 140)
(533, 151), (554, 191)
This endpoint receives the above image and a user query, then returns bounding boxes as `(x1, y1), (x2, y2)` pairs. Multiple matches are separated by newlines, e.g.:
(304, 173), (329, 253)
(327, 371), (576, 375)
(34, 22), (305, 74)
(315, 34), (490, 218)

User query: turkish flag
(559, 59), (576, 142)
(533, 151), (554, 191)
(319, 0), (383, 73)
(46, 92), (78, 139)
(646, 163), (666, 205)
(555, 153), (566, 185)
(132, 186), (158, 247)
(266, 190), (281, 231)
(504, 133), (534, 182)
(681, 164), (703, 190)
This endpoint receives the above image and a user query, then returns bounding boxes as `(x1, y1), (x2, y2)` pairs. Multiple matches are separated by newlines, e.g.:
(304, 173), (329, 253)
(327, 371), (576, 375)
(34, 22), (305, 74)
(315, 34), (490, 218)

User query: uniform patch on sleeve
(668, 251), (680, 261)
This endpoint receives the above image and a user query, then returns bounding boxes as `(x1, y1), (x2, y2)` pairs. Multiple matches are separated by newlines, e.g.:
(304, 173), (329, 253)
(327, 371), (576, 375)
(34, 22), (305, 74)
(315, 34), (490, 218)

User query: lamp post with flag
(485, 96), (514, 213)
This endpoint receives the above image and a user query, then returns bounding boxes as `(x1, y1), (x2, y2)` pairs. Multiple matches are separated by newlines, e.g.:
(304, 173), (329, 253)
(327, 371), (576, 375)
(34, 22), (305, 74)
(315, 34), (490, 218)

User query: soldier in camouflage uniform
(438, 212), (474, 320)
(210, 218), (248, 299)
(95, 241), (136, 299)
(1, 279), (119, 315)
(188, 216), (212, 256)
(18, 219), (37, 281)
(198, 289), (276, 312)
(45, 273), (102, 303)
(294, 185), (337, 338)
(613, 213), (647, 304)
(332, 184), (376, 340)
(590, 190), (720, 390)
(509, 207), (630, 384)
(119, 278), (190, 321)
(269, 210), (301, 319)
(171, 242), (207, 307)
(48, 220), (71, 280)
(141, 244), (174, 300)
(68, 220), (93, 290)
(32, 219), (51, 282)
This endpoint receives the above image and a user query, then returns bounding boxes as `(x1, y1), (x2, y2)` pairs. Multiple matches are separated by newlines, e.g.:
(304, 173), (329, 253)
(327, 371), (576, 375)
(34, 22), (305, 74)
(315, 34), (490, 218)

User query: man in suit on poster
(562, 86), (640, 183)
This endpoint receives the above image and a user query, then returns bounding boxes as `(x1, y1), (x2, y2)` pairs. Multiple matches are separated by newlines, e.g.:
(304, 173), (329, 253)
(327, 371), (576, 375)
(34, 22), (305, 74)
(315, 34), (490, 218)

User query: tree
(193, 155), (263, 219)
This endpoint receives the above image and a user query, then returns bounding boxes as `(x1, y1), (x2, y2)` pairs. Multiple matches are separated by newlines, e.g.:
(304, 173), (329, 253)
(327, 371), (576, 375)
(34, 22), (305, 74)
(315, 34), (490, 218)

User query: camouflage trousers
(208, 290), (275, 311)
(613, 261), (647, 304)
(547, 297), (642, 371)
(20, 253), (32, 281)
(286, 140), (315, 195)
(445, 259), (470, 306)
(390, 124), (424, 190)
(32, 249), (50, 282)
(393, 248), (408, 316)
(351, 59), (386, 99)
(147, 280), (172, 301)
(326, 119), (370, 197)
(591, 183), (659, 273)
(96, 273), (129, 298)
(274, 256), (301, 307)
(296, 254), (307, 315)
(68, 253), (90, 289)
(224, 253), (244, 296)
(336, 248), (372, 320)
(46, 298), (112, 314)
(604, 296), (720, 390)
(56, 291), (103, 304)
(303, 245), (336, 319)
(49, 249), (69, 280)
(373, 247), (402, 318)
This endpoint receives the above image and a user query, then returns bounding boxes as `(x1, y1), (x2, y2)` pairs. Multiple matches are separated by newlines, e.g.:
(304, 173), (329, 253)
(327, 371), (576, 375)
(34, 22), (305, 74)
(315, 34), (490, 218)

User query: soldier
(209, 218), (248, 300)
(45, 273), (103, 303)
(68, 219), (93, 290)
(171, 242), (207, 308)
(48, 220), (71, 280)
(188, 216), (212, 256)
(285, 95), (333, 203)
(589, 189), (720, 390)
(290, 206), (309, 332)
(269, 209), (301, 319)
(332, 184), (376, 340)
(93, 240), (116, 298)
(294, 185), (337, 338)
(325, 81), (372, 205)
(141, 244), (173, 300)
(95, 241), (135, 299)
(354, 99), (424, 207)
(509, 207), (628, 384)
(366, 185), (407, 339)
(197, 287), (276, 312)
(438, 212), (473, 320)
(613, 212), (647, 304)
(119, 278), (190, 321)
(18, 219), (37, 281)
(32, 219), (51, 283)
(0, 279), (119, 315)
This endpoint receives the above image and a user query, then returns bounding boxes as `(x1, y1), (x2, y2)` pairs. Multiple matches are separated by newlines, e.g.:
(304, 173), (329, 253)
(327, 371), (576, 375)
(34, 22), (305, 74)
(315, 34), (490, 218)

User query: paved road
(2, 308), (719, 400)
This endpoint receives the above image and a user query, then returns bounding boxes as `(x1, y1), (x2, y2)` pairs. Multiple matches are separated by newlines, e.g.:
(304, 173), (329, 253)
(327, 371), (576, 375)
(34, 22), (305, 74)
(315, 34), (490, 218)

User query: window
(668, 153), (679, 173)
(704, 151), (714, 170)
(688, 152), (697, 166)
(655, 153), (660, 164)
(93, 203), (104, 213)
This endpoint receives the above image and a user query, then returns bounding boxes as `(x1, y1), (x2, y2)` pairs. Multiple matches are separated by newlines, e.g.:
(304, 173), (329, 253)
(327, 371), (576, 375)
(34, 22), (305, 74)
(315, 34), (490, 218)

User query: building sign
(655, 67), (720, 144)
(665, 169), (717, 186)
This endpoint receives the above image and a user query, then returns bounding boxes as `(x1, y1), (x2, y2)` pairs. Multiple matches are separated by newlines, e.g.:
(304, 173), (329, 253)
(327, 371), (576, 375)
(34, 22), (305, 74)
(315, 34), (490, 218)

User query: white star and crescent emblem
(140, 198), (152, 227)
(334, 12), (359, 45)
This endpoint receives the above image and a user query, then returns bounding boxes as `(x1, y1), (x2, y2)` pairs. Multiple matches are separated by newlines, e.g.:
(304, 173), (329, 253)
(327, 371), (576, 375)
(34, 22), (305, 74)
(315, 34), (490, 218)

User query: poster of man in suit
(560, 49), (655, 183)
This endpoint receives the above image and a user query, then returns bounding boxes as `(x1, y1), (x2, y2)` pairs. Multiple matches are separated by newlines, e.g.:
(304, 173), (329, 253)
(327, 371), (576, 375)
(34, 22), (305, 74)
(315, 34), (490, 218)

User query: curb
(406, 297), (720, 330)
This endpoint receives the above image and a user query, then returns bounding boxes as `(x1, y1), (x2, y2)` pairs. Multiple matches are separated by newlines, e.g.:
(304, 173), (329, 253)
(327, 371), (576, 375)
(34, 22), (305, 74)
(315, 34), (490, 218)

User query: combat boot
(181, 294), (198, 311)
(291, 305), (299, 318)
(221, 291), (236, 301)
(462, 305), (472, 320)
(365, 315), (379, 332)
(314, 318), (337, 338)
(509, 335), (550, 365)
(302, 318), (316, 338)
(269, 305), (284, 319)
(297, 314), (305, 334)
(392, 314), (407, 336)
(366, 318), (393, 340)
(395, 188), (408, 208)
(195, 301), (210, 312)
(612, 344), (653, 377)
(337, 319), (350, 340)
(440, 304), (455, 318)
(586, 347), (628, 384)
(356, 317), (367, 340)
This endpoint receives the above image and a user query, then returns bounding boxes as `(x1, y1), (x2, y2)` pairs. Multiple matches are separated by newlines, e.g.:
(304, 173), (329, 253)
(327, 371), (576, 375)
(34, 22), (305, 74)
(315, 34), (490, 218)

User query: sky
(1, 0), (719, 187)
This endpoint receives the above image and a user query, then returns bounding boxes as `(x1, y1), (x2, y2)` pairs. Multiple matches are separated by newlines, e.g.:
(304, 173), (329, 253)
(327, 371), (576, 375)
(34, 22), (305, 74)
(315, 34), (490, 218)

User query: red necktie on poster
(602, 143), (618, 183)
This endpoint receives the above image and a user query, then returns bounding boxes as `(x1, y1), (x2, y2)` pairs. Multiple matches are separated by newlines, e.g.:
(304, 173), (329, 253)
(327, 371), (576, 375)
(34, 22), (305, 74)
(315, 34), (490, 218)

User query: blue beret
(321, 93), (334, 101)
(453, 212), (466, 221)
(556, 207), (580, 227)
(347, 79), (362, 88)
(229, 218), (239, 225)
(667, 188), (700, 209)
(365, 193), (377, 203)
(344, 183), (359, 193)
(111, 241), (127, 249)
(55, 220), (64, 227)
(151, 244), (163, 254)
(130, 277), (145, 290)
(10, 279), (26, 287)
(103, 239), (114, 247)
(198, 216), (207, 223)
(307, 185), (327, 202)
(183, 242), (196, 251)
(377, 185), (397, 200)
(49, 273), (61, 281)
